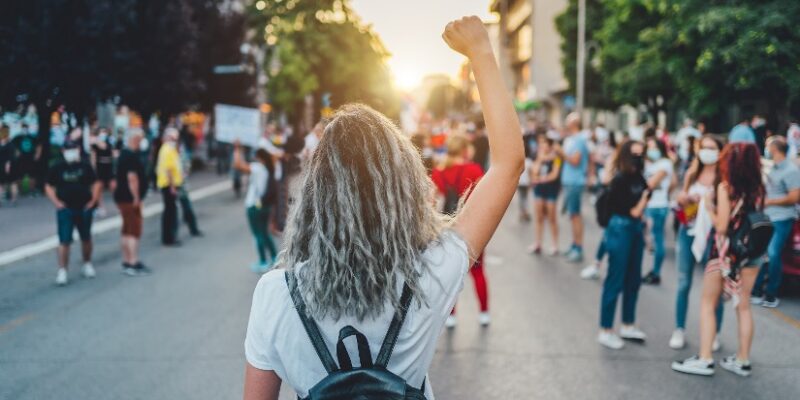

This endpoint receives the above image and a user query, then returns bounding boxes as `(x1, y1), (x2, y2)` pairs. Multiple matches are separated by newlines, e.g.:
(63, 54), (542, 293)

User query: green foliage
(248, 0), (399, 121)
(555, 0), (800, 123)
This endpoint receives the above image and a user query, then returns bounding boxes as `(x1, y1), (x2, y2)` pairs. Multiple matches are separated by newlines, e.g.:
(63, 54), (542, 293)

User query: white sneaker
(580, 264), (600, 280)
(55, 268), (68, 286)
(669, 329), (686, 349)
(445, 315), (457, 329)
(672, 355), (715, 376)
(620, 326), (647, 341)
(81, 262), (96, 278)
(478, 312), (491, 326)
(720, 354), (752, 377)
(712, 337), (721, 352)
(597, 331), (625, 349)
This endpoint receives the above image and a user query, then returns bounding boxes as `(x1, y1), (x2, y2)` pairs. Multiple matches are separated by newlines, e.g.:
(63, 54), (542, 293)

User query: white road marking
(0, 180), (230, 267)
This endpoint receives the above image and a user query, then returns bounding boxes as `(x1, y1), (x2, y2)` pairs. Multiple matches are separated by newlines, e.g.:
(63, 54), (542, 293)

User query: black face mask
(632, 155), (645, 172)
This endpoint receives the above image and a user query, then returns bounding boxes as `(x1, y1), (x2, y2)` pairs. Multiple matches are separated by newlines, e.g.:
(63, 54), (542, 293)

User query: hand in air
(442, 16), (491, 59)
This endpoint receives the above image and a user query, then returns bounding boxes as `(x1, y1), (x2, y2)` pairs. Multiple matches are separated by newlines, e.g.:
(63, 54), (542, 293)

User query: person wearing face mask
(596, 140), (651, 350)
(669, 135), (725, 350)
(642, 138), (674, 285)
(91, 128), (115, 217)
(156, 127), (184, 246)
(45, 141), (101, 286)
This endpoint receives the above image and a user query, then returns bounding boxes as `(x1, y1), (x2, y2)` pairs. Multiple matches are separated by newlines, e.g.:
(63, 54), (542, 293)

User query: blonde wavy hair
(279, 104), (447, 321)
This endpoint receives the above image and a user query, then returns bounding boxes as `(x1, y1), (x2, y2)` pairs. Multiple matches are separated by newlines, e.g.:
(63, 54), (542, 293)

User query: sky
(350, 0), (495, 89)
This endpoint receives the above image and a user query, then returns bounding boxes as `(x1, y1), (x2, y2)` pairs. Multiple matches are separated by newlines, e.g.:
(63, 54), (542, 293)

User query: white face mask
(140, 138), (150, 151)
(98, 134), (108, 141)
(697, 149), (719, 165)
(63, 149), (81, 163)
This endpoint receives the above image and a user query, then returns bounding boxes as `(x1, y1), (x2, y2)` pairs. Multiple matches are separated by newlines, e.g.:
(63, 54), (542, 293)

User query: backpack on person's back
(286, 272), (427, 400)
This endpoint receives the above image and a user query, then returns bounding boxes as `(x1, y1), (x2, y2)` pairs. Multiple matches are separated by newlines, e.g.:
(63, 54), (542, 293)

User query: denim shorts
(562, 185), (584, 215)
(56, 208), (94, 244)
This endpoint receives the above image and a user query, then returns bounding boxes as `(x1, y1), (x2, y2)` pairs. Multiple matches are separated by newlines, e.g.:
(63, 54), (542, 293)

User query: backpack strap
(285, 271), (339, 373)
(374, 283), (413, 368)
(335, 325), (373, 370)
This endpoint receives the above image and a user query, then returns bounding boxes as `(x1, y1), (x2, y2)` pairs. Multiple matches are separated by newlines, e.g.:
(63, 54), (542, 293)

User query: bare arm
(647, 170), (668, 190)
(707, 184), (731, 235)
(443, 16), (525, 258)
(44, 184), (65, 209)
(127, 172), (141, 205)
(243, 363), (281, 400)
(630, 191), (650, 218)
(233, 142), (251, 174)
(765, 188), (800, 207)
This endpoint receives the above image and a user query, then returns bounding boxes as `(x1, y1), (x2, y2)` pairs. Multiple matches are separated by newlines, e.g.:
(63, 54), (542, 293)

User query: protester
(558, 112), (591, 262)
(751, 114), (767, 154)
(44, 141), (100, 286)
(672, 143), (765, 377)
(729, 117), (756, 144)
(233, 142), (280, 272)
(0, 126), (18, 205)
(471, 120), (490, 171)
(156, 128), (184, 246)
(529, 132), (561, 255)
(642, 137), (674, 285)
(752, 136), (800, 308)
(676, 118), (701, 167)
(114, 129), (150, 276)
(670, 135), (724, 350)
(581, 140), (620, 280)
(596, 140), (650, 349)
(243, 17), (525, 399)
(432, 134), (490, 328)
(12, 123), (41, 194)
(90, 128), (115, 216)
(517, 155), (533, 222)
(302, 119), (326, 160)
(787, 119), (800, 158)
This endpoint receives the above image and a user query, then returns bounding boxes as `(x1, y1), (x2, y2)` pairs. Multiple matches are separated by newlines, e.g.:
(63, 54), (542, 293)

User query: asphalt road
(1, 189), (799, 400)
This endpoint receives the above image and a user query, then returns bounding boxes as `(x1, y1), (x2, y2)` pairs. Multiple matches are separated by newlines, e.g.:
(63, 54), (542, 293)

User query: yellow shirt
(156, 143), (184, 188)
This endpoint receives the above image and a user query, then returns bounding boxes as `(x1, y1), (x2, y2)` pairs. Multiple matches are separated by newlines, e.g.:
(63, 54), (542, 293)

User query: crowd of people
(0, 116), (211, 285)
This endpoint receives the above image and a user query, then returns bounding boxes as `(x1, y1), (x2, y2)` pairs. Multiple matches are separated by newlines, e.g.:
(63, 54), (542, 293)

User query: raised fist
(442, 16), (492, 59)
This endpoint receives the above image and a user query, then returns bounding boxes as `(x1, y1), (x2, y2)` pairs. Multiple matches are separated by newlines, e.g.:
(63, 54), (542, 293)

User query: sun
(389, 61), (421, 91)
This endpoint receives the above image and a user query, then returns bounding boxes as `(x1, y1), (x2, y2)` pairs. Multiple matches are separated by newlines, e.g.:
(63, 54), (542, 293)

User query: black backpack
(442, 166), (464, 215)
(729, 200), (774, 264)
(286, 272), (427, 400)
(260, 160), (279, 207)
(594, 185), (612, 227)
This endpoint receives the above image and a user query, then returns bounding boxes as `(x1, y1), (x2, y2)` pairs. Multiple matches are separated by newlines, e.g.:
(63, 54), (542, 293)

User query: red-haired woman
(672, 143), (766, 377)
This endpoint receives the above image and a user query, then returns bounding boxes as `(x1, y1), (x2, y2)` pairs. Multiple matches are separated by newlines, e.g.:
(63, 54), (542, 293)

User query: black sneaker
(642, 272), (661, 285)
(134, 262), (153, 275)
(761, 295), (780, 308)
(121, 263), (140, 277)
(190, 230), (204, 237)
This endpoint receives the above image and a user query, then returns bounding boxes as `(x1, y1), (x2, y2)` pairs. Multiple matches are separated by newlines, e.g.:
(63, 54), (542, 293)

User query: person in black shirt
(45, 141), (101, 286)
(114, 130), (150, 276)
(597, 140), (651, 350)
(11, 123), (41, 193)
(471, 120), (490, 172)
(91, 128), (116, 216)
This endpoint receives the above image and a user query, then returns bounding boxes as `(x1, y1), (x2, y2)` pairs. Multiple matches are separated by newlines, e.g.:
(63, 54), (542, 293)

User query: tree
(555, 0), (618, 111)
(248, 0), (399, 126)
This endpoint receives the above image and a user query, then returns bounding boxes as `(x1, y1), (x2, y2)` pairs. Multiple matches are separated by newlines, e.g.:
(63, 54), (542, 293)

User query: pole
(576, 0), (586, 115)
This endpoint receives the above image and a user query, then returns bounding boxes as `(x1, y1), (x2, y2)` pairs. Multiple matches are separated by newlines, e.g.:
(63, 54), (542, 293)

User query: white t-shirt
(645, 158), (673, 208)
(244, 162), (268, 208)
(244, 231), (470, 399)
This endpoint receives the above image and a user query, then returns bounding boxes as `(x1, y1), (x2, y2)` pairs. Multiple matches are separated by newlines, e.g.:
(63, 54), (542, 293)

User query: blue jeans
(675, 225), (723, 330)
(645, 207), (668, 276)
(754, 218), (794, 297)
(600, 215), (644, 328)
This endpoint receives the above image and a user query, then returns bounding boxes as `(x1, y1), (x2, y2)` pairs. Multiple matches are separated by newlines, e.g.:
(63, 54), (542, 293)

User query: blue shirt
(765, 159), (800, 221)
(560, 134), (589, 186)
(729, 124), (756, 144)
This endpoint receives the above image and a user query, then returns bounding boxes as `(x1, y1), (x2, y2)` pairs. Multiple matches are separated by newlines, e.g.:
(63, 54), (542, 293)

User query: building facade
(491, 0), (569, 127)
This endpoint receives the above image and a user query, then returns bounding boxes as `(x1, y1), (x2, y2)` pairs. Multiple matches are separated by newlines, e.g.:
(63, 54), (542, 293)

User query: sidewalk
(0, 170), (233, 256)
